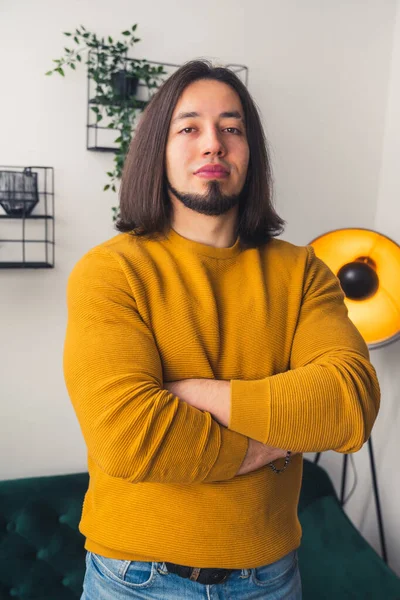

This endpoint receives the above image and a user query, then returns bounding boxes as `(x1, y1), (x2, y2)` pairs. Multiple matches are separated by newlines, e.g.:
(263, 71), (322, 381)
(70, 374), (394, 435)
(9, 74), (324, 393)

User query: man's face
(165, 79), (250, 216)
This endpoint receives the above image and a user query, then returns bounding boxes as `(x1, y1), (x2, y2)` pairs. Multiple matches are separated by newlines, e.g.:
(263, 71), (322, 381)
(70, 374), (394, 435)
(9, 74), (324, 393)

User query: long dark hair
(117, 59), (285, 247)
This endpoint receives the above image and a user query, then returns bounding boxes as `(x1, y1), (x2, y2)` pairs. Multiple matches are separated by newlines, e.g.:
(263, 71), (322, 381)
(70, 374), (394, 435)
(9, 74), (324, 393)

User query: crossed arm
(165, 379), (230, 427)
(165, 250), (380, 456)
(164, 379), (292, 476)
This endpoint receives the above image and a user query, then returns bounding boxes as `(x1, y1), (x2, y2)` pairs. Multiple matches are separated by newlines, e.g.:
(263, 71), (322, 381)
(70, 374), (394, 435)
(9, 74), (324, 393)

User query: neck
(170, 200), (239, 248)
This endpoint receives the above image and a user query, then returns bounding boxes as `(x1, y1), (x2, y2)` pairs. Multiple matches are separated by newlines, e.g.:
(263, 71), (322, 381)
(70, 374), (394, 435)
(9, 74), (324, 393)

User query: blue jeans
(81, 549), (302, 599)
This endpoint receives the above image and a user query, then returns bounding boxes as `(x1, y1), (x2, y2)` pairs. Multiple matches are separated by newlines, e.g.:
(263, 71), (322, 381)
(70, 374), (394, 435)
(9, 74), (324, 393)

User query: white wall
(1, 0), (399, 575)
(307, 1), (400, 576)
(363, 0), (400, 572)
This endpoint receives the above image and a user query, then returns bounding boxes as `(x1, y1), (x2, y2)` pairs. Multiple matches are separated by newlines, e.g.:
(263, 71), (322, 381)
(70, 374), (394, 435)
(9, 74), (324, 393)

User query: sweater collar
(165, 227), (242, 259)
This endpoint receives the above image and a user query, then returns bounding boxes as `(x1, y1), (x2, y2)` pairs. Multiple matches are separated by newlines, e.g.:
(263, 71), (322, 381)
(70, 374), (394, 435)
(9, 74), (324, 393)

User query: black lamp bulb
(337, 257), (379, 301)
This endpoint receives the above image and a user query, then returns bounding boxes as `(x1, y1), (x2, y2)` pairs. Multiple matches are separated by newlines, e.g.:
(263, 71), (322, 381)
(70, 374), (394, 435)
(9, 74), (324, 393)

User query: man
(63, 60), (380, 599)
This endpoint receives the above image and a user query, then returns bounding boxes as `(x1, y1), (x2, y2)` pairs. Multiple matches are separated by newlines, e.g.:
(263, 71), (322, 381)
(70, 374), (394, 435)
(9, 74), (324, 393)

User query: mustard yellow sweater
(63, 228), (380, 569)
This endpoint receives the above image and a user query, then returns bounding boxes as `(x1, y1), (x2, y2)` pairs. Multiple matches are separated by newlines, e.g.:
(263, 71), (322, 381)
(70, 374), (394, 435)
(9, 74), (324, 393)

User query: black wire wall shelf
(0, 166), (55, 269)
(86, 52), (249, 153)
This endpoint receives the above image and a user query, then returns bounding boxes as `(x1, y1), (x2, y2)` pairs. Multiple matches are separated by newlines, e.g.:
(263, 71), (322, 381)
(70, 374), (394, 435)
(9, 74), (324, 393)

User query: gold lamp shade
(310, 228), (400, 349)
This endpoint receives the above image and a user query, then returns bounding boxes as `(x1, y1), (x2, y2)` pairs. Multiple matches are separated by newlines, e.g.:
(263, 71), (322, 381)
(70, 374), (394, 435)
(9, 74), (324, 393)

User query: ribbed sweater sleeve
(63, 248), (248, 484)
(230, 246), (380, 453)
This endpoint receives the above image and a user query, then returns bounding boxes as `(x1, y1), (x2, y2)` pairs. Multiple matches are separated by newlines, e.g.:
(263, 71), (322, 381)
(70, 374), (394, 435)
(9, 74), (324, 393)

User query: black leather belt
(165, 562), (235, 585)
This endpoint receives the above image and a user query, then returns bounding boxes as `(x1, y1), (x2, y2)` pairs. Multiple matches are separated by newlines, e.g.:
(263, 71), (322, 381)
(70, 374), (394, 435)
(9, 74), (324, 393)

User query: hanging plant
(46, 25), (167, 219)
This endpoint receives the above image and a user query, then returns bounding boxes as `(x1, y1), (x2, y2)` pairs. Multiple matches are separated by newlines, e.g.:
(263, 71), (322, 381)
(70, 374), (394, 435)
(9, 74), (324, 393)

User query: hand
(236, 439), (290, 476)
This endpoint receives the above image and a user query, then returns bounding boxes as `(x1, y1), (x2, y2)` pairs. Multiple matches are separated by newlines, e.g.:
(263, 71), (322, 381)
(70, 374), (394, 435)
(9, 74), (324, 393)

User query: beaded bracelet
(268, 451), (292, 474)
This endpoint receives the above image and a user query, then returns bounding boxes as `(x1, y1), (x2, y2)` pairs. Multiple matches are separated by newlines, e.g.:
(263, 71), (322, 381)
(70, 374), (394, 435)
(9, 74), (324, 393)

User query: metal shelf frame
(0, 166), (55, 269)
(86, 52), (249, 153)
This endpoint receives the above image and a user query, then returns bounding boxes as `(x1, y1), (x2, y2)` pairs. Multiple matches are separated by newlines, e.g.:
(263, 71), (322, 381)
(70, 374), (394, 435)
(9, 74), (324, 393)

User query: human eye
(179, 127), (195, 134)
(224, 127), (242, 135)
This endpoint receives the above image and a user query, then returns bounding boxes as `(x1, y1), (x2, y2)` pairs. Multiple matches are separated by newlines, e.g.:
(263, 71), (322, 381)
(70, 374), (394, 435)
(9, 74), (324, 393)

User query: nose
(202, 128), (226, 157)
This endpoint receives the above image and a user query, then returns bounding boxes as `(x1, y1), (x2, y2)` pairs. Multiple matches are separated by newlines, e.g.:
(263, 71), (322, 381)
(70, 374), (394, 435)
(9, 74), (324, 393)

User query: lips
(195, 164), (229, 174)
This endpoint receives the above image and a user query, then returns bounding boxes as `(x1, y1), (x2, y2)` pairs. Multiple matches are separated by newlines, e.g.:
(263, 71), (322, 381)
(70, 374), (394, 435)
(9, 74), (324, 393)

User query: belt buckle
(196, 568), (231, 585)
(166, 562), (232, 585)
(189, 567), (201, 582)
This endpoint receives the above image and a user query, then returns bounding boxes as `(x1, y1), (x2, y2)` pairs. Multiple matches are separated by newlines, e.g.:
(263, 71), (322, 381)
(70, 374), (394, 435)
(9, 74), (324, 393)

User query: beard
(167, 179), (243, 217)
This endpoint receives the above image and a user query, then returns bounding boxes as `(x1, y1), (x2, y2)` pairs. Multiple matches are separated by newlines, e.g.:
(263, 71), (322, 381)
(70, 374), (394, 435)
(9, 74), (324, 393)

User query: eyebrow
(171, 110), (244, 124)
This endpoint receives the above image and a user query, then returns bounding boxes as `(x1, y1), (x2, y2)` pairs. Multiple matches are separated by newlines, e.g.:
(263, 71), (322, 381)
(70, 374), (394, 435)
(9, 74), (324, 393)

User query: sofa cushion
(298, 494), (400, 599)
(0, 472), (88, 599)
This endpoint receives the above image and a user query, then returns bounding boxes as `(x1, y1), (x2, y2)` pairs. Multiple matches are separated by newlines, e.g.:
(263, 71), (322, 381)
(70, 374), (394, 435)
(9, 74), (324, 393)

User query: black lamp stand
(314, 435), (388, 564)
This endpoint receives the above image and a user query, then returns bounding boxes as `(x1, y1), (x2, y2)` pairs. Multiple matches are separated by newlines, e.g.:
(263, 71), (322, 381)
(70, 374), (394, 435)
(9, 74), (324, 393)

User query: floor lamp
(309, 227), (400, 566)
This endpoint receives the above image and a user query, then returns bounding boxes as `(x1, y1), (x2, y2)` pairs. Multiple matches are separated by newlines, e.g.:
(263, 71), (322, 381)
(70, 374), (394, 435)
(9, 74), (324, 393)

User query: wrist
(268, 450), (292, 474)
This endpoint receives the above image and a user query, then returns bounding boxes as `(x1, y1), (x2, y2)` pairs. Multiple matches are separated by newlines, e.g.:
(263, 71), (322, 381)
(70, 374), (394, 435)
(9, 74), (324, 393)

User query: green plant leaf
(122, 30), (131, 36)
(132, 24), (138, 31)
(45, 71), (53, 76)
(91, 106), (99, 113)
(77, 54), (82, 61)
(63, 32), (72, 36)
(104, 184), (110, 191)
(80, 24), (86, 31)
(56, 67), (65, 76)
(112, 185), (116, 192)
(74, 36), (79, 44)
(70, 63), (76, 70)
(108, 36), (113, 43)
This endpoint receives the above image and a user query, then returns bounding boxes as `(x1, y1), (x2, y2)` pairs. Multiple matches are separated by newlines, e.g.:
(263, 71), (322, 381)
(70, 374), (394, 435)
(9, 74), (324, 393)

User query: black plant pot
(111, 70), (139, 100)
(0, 169), (39, 217)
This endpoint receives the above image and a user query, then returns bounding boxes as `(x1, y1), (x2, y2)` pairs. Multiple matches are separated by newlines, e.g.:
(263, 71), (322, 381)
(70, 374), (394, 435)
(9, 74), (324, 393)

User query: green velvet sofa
(1, 459), (399, 600)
